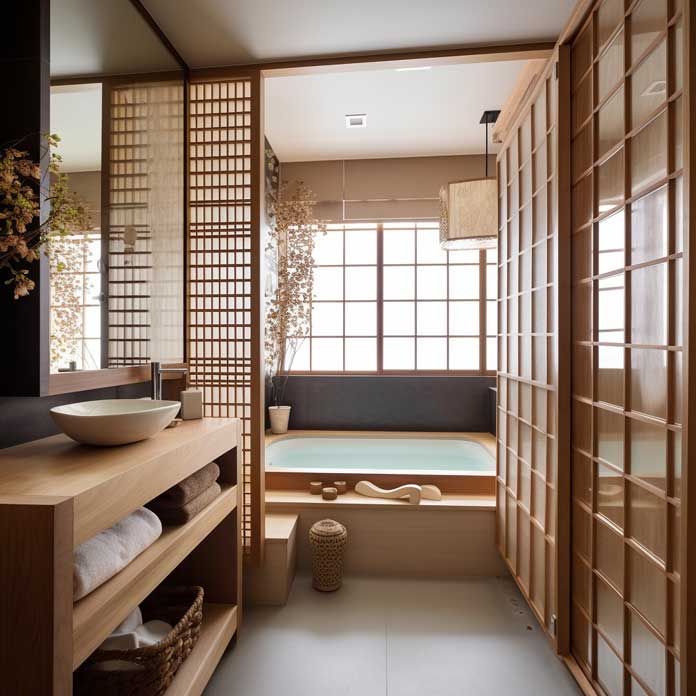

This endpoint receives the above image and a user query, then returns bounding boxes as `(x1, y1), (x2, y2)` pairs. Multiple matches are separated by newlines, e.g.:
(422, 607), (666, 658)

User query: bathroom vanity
(0, 417), (242, 695)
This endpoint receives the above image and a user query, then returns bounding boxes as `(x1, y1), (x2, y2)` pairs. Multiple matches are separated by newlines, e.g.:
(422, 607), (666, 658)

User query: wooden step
(244, 513), (298, 606)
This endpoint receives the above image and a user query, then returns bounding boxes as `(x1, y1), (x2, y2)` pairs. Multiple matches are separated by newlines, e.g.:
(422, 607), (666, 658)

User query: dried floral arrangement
(265, 181), (326, 405)
(0, 134), (89, 299)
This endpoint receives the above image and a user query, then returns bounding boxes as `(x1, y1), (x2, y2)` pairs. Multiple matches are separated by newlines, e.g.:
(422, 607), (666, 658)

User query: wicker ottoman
(309, 519), (348, 592)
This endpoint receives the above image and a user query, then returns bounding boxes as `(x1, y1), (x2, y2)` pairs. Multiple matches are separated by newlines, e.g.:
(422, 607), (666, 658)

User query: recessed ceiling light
(345, 114), (367, 128)
(395, 66), (432, 72)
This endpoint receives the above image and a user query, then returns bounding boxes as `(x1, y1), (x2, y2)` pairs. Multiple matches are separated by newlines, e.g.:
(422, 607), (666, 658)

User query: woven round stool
(309, 519), (348, 592)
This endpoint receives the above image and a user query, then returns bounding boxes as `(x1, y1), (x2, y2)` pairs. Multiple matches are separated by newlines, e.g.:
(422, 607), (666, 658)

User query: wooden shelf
(165, 603), (238, 696)
(73, 485), (238, 669)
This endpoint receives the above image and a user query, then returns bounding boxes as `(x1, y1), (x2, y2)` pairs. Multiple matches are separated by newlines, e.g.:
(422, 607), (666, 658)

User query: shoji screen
(106, 80), (184, 366)
(569, 0), (684, 693)
(187, 77), (265, 562)
(496, 55), (569, 644)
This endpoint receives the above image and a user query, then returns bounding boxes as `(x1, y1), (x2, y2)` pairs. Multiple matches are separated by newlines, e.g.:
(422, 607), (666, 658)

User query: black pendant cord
(485, 121), (489, 178)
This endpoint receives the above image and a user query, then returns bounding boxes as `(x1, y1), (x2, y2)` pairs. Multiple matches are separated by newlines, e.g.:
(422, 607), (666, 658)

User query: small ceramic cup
(333, 481), (347, 495)
(309, 481), (323, 495)
(322, 486), (338, 501)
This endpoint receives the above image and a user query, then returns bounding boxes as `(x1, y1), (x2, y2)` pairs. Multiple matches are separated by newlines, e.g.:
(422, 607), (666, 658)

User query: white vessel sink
(50, 399), (181, 446)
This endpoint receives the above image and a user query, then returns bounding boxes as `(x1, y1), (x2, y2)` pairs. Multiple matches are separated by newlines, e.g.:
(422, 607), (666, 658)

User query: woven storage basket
(309, 519), (348, 591)
(75, 586), (204, 696)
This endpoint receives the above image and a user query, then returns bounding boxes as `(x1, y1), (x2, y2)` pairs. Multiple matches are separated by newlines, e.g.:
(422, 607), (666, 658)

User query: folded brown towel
(156, 462), (220, 507)
(149, 482), (222, 525)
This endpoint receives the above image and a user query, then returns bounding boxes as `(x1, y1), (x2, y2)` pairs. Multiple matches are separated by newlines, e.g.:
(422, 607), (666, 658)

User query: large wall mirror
(49, 0), (185, 382)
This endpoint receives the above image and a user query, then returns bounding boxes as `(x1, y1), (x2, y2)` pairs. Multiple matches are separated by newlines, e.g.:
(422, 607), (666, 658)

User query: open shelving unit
(0, 417), (242, 695)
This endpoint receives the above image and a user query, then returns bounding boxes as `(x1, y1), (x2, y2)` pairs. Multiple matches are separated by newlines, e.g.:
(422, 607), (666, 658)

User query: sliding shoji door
(496, 52), (570, 647)
(569, 0), (685, 693)
(105, 79), (184, 366)
(187, 76), (265, 562)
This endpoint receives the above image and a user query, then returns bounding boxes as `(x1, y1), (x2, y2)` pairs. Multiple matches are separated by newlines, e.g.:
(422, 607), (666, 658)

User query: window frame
(284, 220), (497, 376)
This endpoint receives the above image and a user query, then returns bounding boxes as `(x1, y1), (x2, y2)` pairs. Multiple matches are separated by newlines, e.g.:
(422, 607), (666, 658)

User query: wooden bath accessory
(309, 481), (323, 495)
(309, 519), (348, 591)
(333, 481), (347, 495)
(321, 486), (338, 500)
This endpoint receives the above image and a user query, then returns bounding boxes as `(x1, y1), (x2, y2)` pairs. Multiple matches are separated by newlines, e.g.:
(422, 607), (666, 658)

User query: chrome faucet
(151, 361), (188, 400)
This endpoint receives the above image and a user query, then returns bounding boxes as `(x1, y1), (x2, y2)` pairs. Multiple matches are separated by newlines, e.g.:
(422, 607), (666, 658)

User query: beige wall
(65, 170), (101, 227)
(280, 154), (495, 221)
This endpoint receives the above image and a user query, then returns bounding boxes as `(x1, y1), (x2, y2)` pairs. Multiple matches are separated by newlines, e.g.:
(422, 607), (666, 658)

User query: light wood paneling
(568, 1), (685, 693)
(496, 55), (566, 645)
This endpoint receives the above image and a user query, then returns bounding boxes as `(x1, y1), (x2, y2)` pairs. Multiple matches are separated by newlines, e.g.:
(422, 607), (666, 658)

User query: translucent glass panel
(497, 64), (559, 641)
(569, 1), (683, 691)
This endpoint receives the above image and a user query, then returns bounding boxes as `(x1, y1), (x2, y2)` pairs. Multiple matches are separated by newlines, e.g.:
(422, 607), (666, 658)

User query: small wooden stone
(333, 481), (347, 495)
(309, 481), (323, 495)
(322, 486), (338, 501)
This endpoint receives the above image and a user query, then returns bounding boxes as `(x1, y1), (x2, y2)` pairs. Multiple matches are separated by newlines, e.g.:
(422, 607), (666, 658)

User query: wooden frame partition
(186, 70), (266, 564)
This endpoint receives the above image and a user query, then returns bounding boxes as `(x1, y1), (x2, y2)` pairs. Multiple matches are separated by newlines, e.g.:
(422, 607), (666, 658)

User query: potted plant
(265, 181), (325, 434)
(0, 134), (89, 299)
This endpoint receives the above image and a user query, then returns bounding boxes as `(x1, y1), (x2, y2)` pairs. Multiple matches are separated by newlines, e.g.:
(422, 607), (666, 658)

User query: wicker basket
(309, 519), (348, 591)
(75, 586), (204, 696)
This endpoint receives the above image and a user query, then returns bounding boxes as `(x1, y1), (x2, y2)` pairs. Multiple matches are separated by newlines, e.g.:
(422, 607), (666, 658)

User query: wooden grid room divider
(187, 76), (265, 563)
(569, 0), (686, 694)
(495, 51), (571, 649)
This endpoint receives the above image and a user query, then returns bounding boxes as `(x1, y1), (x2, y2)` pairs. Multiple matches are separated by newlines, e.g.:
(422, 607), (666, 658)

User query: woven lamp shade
(439, 178), (498, 250)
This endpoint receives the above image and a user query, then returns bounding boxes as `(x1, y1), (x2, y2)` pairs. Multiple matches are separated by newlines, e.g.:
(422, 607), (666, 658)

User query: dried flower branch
(0, 134), (90, 299)
(265, 181), (326, 405)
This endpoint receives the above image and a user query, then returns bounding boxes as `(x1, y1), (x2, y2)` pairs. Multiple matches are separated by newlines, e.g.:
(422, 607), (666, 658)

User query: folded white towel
(96, 616), (173, 672)
(73, 508), (162, 600)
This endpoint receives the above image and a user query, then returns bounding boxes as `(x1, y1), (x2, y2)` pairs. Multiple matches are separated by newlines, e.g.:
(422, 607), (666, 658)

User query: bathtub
(265, 431), (496, 495)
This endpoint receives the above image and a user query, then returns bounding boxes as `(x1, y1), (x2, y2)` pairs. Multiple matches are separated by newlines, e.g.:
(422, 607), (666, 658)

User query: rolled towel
(73, 507), (162, 601)
(153, 461), (220, 507)
(148, 481), (221, 525)
(96, 618), (173, 672)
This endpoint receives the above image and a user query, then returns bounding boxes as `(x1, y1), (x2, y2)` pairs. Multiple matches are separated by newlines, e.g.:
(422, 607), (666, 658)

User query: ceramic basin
(50, 399), (181, 446)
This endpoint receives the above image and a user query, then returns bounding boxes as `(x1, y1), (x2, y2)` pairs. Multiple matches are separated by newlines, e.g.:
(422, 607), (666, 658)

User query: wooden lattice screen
(496, 52), (570, 647)
(569, 0), (685, 693)
(187, 77), (264, 561)
(105, 79), (184, 366)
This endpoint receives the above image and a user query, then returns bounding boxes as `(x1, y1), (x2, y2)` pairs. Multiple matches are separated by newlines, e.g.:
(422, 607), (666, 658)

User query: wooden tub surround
(0, 417), (242, 695)
(265, 430), (496, 496)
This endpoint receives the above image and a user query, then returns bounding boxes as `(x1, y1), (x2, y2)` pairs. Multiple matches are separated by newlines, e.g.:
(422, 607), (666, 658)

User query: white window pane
(449, 265), (480, 299)
(384, 229), (414, 264)
(448, 248), (480, 263)
(346, 266), (376, 300)
(417, 337), (447, 369)
(313, 228), (343, 265)
(383, 337), (415, 369)
(416, 266), (447, 299)
(487, 247), (498, 264)
(345, 229), (376, 265)
(313, 267), (343, 300)
(449, 301), (480, 335)
(345, 338), (377, 370)
(311, 338), (343, 370)
(487, 300), (497, 336)
(312, 302), (343, 335)
(384, 266), (414, 300)
(487, 264), (498, 299)
(384, 301), (415, 335)
(345, 302), (376, 336)
(486, 337), (498, 371)
(83, 339), (101, 370)
(417, 227), (447, 263)
(450, 337), (480, 370)
(417, 301), (447, 335)
(85, 273), (101, 303)
(84, 306), (101, 337)
(285, 337), (310, 371)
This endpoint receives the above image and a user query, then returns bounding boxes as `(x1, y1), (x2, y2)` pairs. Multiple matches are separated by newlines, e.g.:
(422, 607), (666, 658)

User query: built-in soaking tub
(265, 431), (496, 495)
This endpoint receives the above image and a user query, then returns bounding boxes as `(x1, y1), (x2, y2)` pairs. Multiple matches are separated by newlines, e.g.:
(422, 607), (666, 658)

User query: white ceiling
(51, 0), (179, 77)
(142, 0), (575, 68)
(265, 60), (527, 162)
(50, 84), (102, 172)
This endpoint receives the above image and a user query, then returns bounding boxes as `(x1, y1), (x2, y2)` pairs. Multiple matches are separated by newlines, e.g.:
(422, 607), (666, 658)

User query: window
(287, 220), (497, 373)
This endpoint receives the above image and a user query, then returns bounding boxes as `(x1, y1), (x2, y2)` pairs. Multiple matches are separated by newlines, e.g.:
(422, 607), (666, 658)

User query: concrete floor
(205, 575), (581, 696)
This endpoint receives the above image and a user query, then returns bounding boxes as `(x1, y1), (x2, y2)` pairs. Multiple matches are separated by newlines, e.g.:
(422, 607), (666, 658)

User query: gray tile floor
(206, 575), (582, 696)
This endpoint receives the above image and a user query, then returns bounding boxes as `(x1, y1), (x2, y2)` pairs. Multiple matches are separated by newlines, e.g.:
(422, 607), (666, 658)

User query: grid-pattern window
(288, 220), (496, 373)
(49, 231), (102, 372)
